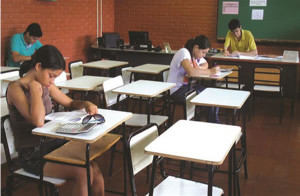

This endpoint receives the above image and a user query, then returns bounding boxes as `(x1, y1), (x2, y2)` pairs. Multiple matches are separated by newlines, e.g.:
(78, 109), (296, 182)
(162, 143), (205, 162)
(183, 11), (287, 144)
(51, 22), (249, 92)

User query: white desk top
(145, 120), (241, 165)
(188, 71), (232, 81)
(112, 80), (175, 98)
(191, 88), (250, 109)
(32, 109), (132, 143)
(1, 67), (19, 73)
(55, 76), (109, 91)
(80, 60), (128, 69)
(127, 64), (170, 74)
(1, 75), (20, 82)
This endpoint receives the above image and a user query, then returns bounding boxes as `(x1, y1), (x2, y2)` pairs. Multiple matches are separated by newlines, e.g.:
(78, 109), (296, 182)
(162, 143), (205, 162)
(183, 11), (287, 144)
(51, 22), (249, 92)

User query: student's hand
(84, 101), (98, 115)
(223, 50), (230, 56)
(231, 51), (240, 55)
(29, 80), (43, 97)
(210, 66), (220, 75)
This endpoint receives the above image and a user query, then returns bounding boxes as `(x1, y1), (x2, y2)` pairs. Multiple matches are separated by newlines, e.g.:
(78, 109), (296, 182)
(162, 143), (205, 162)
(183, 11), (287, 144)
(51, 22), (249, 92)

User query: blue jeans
(170, 84), (220, 123)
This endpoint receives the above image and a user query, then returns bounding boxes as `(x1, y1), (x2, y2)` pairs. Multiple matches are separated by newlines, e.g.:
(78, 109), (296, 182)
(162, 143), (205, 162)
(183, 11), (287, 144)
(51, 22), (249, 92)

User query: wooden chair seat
(44, 133), (121, 165)
(253, 85), (280, 92)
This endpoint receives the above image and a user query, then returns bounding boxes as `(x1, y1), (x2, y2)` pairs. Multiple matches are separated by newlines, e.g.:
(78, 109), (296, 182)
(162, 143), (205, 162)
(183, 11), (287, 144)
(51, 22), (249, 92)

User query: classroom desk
(1, 75), (20, 83)
(0, 66), (19, 73)
(112, 80), (175, 124)
(55, 75), (109, 91)
(145, 120), (241, 196)
(81, 59), (128, 77)
(188, 71), (233, 89)
(32, 109), (133, 196)
(191, 88), (251, 179)
(209, 53), (300, 99)
(127, 63), (170, 82)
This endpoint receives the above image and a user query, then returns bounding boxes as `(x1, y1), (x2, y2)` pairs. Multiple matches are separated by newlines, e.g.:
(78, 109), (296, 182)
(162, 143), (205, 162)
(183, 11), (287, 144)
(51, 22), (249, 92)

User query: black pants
(18, 138), (67, 175)
(170, 84), (220, 122)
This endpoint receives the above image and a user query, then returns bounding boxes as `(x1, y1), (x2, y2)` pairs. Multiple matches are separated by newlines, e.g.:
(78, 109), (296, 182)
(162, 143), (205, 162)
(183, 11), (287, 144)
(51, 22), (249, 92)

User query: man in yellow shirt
(224, 19), (258, 56)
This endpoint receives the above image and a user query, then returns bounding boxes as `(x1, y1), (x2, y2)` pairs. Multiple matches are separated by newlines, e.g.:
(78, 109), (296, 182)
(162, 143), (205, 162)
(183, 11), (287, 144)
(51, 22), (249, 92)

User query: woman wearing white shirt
(167, 35), (219, 103)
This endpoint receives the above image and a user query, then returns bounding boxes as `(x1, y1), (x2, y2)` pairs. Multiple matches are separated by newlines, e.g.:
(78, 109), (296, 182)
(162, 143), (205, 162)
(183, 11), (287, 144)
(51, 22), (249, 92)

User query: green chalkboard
(217, 0), (300, 43)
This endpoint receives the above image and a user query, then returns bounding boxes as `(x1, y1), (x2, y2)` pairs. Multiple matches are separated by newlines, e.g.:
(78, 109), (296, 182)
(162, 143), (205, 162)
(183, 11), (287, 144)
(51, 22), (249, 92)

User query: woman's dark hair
(184, 35), (211, 59)
(19, 45), (65, 77)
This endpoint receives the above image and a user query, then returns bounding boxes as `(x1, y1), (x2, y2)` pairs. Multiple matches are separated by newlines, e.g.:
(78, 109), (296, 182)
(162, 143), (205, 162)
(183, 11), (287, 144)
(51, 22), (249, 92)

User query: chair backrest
(1, 97), (9, 117)
(163, 70), (169, 82)
(253, 66), (282, 87)
(54, 71), (69, 94)
(127, 123), (159, 175)
(219, 64), (243, 89)
(185, 90), (197, 121)
(102, 75), (126, 108)
(121, 67), (133, 85)
(1, 71), (19, 97)
(1, 115), (17, 171)
(68, 60), (83, 79)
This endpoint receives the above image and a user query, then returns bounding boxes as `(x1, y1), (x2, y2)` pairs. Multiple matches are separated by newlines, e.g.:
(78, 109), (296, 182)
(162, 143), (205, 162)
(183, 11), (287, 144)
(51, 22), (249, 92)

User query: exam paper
(45, 110), (87, 122)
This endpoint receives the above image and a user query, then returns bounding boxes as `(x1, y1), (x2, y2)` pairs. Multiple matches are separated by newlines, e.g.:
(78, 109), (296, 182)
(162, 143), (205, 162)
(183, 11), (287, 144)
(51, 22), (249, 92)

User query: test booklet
(45, 110), (88, 123)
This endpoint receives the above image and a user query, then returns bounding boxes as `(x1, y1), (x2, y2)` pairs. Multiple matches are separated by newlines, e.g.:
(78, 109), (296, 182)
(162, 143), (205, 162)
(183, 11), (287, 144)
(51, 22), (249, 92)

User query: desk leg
(39, 137), (45, 196)
(149, 156), (159, 196)
(146, 98), (152, 124)
(85, 144), (92, 196)
(207, 165), (215, 196)
(242, 105), (248, 179)
(228, 144), (233, 196)
(122, 122), (128, 196)
(228, 143), (237, 196)
(166, 90), (171, 127)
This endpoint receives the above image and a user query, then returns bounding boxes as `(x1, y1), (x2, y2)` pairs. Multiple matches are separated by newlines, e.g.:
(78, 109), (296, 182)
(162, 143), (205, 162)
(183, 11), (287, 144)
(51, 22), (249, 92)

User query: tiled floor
(1, 95), (300, 196)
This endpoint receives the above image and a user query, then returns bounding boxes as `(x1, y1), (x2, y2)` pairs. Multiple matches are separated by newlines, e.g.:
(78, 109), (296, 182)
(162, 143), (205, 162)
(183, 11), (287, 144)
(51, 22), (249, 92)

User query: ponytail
(184, 38), (195, 59)
(19, 55), (36, 77)
(184, 35), (211, 60)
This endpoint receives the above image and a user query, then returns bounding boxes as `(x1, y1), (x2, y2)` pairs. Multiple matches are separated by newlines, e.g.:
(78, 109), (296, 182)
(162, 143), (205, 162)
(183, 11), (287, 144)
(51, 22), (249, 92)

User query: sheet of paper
(252, 9), (264, 20)
(250, 0), (267, 7)
(283, 50), (299, 63)
(45, 110), (87, 122)
(239, 55), (258, 60)
(222, 1), (239, 15)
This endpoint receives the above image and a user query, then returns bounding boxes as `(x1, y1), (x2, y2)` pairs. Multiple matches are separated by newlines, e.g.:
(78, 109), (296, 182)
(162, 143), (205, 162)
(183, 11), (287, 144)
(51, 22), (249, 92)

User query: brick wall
(1, 0), (115, 70)
(115, 0), (299, 55)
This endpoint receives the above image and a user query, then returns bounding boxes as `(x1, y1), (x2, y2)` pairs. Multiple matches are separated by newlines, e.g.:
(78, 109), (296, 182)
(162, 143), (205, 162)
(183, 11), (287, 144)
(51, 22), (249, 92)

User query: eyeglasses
(82, 114), (105, 125)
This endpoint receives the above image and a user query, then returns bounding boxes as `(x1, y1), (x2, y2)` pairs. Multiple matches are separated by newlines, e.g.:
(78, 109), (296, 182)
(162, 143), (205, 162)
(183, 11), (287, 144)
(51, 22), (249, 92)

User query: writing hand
(223, 50), (230, 56)
(210, 66), (220, 75)
(231, 51), (240, 55)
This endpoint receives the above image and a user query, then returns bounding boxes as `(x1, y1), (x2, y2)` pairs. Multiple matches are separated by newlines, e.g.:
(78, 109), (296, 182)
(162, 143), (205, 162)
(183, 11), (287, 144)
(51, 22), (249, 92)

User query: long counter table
(91, 44), (176, 67)
(209, 53), (299, 100)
